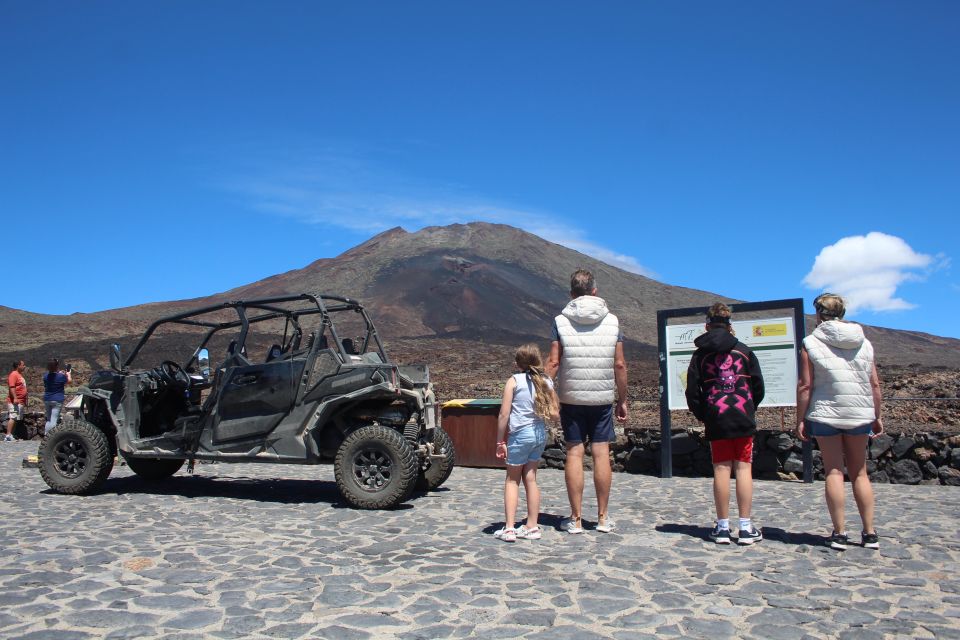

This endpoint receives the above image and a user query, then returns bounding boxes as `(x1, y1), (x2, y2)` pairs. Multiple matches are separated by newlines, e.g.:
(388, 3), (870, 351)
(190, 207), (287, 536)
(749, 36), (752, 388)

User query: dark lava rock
(754, 449), (780, 474)
(782, 453), (804, 475)
(769, 432), (795, 453)
(670, 432), (700, 456)
(542, 448), (565, 463)
(939, 466), (960, 486)
(869, 434), (893, 458)
(892, 436), (916, 458)
(625, 447), (655, 474)
(889, 459), (922, 485)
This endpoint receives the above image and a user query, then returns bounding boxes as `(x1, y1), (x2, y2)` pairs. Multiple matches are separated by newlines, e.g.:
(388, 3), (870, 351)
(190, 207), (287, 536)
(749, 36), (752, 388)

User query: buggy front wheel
(335, 424), (418, 509)
(38, 418), (114, 495)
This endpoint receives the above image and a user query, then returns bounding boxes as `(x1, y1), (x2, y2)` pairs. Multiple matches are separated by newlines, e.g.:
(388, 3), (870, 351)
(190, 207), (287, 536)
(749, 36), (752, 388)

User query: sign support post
(656, 310), (672, 478)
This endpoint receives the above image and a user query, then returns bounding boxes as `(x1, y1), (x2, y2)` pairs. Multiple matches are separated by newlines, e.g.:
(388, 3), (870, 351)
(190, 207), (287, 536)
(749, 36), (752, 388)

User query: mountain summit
(219, 222), (720, 345)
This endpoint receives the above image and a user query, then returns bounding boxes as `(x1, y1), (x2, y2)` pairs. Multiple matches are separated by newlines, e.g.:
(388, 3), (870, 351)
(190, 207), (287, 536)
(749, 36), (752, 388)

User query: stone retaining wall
(9, 411), (46, 441)
(541, 427), (960, 486)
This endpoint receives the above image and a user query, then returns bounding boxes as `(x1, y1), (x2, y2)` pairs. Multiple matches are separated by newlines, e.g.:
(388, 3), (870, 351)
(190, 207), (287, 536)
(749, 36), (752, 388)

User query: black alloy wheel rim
(53, 437), (89, 478)
(352, 448), (393, 492)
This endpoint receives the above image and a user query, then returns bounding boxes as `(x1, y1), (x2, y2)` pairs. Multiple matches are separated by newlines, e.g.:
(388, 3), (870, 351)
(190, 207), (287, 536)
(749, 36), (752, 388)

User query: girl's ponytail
(515, 344), (552, 420)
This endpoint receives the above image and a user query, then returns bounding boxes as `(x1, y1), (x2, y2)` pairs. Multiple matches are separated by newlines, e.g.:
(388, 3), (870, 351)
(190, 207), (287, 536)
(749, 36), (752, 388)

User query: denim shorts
(506, 427), (546, 466)
(560, 404), (614, 444)
(807, 420), (872, 437)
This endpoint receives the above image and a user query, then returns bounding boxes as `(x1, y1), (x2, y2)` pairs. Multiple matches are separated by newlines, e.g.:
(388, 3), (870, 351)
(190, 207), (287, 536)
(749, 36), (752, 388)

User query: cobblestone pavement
(2, 440), (959, 639)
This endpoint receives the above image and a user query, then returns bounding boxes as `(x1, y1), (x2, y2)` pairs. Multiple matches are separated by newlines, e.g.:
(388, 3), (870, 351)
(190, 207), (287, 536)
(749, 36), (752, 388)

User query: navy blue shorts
(560, 404), (614, 444)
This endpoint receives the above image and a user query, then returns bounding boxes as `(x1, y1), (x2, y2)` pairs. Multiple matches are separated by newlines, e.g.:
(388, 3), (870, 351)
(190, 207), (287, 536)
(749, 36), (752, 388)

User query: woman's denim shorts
(506, 427), (546, 466)
(807, 420), (872, 437)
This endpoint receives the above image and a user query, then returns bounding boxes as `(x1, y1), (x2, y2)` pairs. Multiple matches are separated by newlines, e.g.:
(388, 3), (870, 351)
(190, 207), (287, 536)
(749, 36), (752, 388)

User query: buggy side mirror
(109, 343), (122, 372)
(197, 348), (210, 378)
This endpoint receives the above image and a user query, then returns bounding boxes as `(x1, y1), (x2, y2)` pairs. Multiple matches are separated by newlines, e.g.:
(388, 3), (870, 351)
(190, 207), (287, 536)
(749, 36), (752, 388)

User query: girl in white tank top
(493, 344), (559, 542)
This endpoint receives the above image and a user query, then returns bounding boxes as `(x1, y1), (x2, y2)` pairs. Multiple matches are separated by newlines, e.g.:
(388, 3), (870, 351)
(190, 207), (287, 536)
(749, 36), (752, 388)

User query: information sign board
(666, 316), (798, 410)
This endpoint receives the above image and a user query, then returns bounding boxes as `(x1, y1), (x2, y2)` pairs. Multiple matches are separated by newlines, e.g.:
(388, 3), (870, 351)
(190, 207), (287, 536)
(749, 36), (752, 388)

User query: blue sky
(2, 1), (958, 338)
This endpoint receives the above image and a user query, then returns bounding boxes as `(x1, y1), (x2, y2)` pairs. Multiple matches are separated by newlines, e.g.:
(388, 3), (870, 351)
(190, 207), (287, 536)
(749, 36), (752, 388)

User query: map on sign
(666, 316), (798, 410)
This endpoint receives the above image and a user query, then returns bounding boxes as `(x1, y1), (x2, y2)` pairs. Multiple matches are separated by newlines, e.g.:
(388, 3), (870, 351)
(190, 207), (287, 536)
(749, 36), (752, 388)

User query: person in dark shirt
(686, 303), (765, 545)
(43, 358), (72, 435)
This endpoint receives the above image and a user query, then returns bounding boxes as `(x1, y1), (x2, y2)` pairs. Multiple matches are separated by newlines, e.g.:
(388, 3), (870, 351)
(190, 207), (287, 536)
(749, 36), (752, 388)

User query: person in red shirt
(5, 360), (27, 442)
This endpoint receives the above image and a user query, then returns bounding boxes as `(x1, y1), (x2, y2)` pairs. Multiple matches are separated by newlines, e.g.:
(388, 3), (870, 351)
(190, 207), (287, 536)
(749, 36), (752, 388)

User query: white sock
(739, 518), (752, 531)
(717, 518), (730, 530)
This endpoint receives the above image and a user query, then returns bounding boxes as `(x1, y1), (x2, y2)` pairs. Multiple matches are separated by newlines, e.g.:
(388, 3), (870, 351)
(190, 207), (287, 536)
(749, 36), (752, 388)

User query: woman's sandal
(494, 527), (517, 542)
(517, 525), (541, 540)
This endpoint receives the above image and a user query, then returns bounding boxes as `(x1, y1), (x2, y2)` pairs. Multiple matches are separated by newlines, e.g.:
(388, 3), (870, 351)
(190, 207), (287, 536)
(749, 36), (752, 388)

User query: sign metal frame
(656, 298), (811, 482)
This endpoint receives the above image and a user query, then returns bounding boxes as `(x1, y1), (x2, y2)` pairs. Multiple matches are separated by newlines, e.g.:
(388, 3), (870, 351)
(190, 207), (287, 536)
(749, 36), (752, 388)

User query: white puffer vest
(555, 296), (619, 406)
(804, 320), (876, 428)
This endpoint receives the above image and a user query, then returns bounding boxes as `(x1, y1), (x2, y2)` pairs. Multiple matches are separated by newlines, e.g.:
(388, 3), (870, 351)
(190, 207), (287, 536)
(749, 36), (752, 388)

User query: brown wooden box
(441, 399), (504, 468)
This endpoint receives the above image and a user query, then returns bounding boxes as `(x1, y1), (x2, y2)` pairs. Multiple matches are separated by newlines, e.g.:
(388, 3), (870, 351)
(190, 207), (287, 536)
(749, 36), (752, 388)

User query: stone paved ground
(1, 440), (959, 640)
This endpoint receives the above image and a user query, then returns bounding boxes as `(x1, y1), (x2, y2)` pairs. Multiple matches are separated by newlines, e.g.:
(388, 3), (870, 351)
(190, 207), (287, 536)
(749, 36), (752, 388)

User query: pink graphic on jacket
(717, 354), (736, 392)
(705, 353), (752, 415)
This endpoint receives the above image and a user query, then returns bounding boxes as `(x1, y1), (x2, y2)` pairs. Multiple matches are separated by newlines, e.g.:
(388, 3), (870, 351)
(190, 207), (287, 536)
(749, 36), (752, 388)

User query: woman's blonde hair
(515, 343), (552, 420)
(814, 293), (846, 320)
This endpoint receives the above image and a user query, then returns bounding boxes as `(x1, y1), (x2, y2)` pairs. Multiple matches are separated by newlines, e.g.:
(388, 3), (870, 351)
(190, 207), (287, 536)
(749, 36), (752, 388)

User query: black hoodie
(685, 328), (765, 441)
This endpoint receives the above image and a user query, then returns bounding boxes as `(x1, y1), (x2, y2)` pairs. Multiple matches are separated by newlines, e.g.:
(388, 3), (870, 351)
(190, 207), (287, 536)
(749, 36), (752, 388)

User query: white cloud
(802, 232), (934, 314)
(216, 150), (659, 278)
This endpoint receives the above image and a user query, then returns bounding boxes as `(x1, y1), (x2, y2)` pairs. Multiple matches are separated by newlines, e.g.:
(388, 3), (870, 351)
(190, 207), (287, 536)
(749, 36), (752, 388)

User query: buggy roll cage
(120, 293), (388, 371)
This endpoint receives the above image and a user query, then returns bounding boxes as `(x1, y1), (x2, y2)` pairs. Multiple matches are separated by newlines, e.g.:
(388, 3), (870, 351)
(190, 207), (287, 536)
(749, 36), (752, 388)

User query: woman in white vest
(796, 293), (883, 551)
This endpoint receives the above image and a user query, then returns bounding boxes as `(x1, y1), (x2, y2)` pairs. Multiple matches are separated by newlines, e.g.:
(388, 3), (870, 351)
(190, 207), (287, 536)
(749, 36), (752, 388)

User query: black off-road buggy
(38, 294), (455, 509)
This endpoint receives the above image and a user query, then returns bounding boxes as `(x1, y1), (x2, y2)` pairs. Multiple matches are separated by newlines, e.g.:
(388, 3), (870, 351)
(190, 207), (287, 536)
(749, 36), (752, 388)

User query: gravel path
(2, 440), (959, 639)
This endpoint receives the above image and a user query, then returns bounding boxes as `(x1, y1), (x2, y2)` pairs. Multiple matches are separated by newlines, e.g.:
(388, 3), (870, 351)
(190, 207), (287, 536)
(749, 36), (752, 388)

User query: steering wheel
(160, 360), (190, 388)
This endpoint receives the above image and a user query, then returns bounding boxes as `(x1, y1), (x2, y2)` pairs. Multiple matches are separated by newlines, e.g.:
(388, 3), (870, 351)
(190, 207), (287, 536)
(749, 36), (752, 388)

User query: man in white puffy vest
(546, 269), (628, 534)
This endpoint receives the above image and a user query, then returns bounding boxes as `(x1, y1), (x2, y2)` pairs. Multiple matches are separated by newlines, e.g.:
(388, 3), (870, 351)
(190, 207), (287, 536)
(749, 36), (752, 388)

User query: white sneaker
(561, 517), (583, 534)
(596, 518), (616, 533)
(2, 434), (14, 442)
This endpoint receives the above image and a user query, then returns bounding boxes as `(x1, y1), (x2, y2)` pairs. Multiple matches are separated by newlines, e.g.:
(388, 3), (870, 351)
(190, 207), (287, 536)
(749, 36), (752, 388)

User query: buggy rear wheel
(38, 418), (114, 495)
(335, 424), (418, 509)
(416, 426), (456, 491)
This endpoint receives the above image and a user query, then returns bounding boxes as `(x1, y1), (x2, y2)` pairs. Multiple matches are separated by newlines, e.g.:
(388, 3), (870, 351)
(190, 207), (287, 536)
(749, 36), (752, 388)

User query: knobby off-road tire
(335, 424), (419, 509)
(416, 426), (456, 491)
(38, 418), (114, 495)
(122, 455), (185, 481)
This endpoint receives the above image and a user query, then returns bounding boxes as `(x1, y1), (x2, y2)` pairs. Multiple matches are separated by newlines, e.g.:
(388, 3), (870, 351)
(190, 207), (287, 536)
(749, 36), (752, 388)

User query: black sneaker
(709, 523), (731, 545)
(861, 531), (879, 549)
(737, 526), (763, 545)
(827, 531), (849, 550)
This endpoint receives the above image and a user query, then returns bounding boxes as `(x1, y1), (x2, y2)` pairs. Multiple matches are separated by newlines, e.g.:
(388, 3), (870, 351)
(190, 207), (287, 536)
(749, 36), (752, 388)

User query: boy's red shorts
(710, 436), (754, 464)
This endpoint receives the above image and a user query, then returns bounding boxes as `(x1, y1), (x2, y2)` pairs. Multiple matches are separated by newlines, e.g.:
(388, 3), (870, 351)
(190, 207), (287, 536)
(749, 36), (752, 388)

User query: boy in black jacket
(685, 303), (765, 545)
